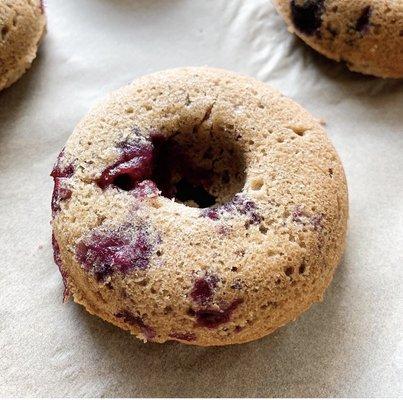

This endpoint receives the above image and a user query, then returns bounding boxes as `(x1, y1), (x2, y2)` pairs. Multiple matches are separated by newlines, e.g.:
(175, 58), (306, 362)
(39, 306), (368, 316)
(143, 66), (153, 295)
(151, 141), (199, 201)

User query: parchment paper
(1, 0), (402, 397)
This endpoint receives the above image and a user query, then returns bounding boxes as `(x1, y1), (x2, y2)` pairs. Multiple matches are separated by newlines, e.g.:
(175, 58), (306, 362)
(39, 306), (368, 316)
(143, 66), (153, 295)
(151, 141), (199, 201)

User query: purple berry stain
(200, 194), (262, 227)
(190, 273), (219, 305)
(51, 149), (74, 217)
(132, 180), (160, 199)
(292, 205), (305, 223)
(290, 0), (325, 35)
(310, 213), (324, 231)
(292, 205), (324, 231)
(76, 223), (158, 282)
(97, 138), (154, 191)
(115, 310), (156, 340)
(193, 299), (243, 329)
(52, 232), (70, 302)
(200, 209), (220, 220)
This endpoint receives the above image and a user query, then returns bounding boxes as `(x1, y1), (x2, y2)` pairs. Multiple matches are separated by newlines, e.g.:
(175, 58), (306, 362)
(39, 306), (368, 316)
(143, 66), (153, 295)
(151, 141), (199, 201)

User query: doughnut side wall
(273, 0), (403, 78)
(51, 67), (348, 346)
(0, 0), (46, 91)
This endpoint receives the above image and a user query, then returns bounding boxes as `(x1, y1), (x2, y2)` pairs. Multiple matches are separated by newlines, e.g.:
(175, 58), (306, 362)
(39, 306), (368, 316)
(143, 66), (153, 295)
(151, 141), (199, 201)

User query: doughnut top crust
(0, 0), (46, 91)
(51, 67), (348, 346)
(273, 0), (403, 78)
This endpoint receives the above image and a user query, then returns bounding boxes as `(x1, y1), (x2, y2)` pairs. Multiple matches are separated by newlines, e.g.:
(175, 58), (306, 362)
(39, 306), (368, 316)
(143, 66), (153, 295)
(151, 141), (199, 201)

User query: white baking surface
(0, 0), (402, 397)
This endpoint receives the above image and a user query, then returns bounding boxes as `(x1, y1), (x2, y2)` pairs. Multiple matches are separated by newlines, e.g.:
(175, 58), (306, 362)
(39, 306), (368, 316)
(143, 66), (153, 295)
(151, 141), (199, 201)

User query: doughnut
(0, 0), (46, 91)
(273, 0), (403, 78)
(51, 67), (348, 346)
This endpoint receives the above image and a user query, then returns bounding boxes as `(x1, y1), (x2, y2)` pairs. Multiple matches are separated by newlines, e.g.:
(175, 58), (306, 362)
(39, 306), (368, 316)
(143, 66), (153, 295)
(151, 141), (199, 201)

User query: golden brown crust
(273, 0), (403, 78)
(0, 0), (46, 91)
(51, 67), (348, 346)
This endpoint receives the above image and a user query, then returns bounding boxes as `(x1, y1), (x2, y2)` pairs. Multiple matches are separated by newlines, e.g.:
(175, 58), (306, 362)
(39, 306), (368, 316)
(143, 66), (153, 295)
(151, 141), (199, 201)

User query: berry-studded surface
(51, 67), (348, 346)
(274, 0), (403, 78)
(1, 0), (401, 396)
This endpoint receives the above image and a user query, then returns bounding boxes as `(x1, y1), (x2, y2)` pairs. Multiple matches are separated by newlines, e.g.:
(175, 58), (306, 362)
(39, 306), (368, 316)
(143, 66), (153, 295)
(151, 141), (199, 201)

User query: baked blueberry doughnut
(0, 0), (46, 91)
(273, 0), (403, 78)
(51, 67), (348, 346)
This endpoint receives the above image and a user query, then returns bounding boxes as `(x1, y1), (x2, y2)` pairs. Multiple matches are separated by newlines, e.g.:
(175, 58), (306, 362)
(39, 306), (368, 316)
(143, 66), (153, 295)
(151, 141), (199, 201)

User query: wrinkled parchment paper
(1, 0), (402, 397)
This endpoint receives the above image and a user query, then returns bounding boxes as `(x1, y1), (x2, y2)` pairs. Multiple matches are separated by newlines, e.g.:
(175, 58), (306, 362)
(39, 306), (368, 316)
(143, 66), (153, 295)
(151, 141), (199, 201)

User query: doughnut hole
(98, 124), (246, 209)
(153, 125), (246, 208)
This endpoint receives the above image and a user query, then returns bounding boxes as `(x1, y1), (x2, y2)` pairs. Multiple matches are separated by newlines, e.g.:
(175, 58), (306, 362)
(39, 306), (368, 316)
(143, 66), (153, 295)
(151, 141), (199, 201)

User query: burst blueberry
(50, 149), (75, 216)
(115, 310), (156, 340)
(76, 224), (157, 282)
(193, 299), (243, 329)
(97, 139), (154, 191)
(290, 0), (325, 35)
(190, 273), (219, 305)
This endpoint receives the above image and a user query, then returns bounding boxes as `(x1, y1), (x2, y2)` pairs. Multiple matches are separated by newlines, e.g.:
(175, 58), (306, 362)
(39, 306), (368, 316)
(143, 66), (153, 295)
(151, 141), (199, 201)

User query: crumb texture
(51, 67), (348, 346)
